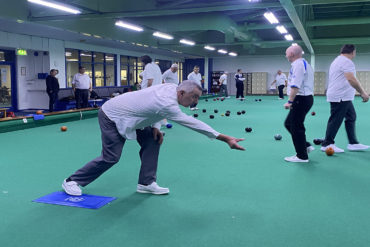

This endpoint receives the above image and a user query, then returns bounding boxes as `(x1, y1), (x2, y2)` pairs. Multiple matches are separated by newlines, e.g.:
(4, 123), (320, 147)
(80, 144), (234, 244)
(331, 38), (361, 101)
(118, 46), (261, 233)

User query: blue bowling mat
(33, 191), (116, 209)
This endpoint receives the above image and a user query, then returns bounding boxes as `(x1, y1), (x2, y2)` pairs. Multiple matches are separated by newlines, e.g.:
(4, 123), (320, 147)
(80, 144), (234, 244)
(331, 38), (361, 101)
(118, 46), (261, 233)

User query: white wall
(17, 51), (50, 110)
(213, 53), (370, 89)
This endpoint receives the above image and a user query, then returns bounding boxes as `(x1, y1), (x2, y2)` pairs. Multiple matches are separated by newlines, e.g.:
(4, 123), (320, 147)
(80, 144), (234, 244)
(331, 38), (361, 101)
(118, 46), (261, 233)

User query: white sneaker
(278, 98), (284, 100)
(284, 155), (309, 163)
(226, 96), (230, 98)
(347, 143), (370, 151)
(320, 144), (344, 153)
(307, 146), (315, 153)
(62, 179), (82, 196)
(137, 182), (169, 195)
(190, 107), (196, 111)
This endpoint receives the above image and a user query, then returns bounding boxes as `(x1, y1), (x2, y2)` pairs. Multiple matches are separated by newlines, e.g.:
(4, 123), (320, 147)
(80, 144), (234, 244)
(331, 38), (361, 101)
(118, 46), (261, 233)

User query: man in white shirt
(62, 80), (245, 196)
(162, 64), (179, 84)
(187, 66), (202, 110)
(235, 69), (246, 99)
(283, 45), (315, 163)
(321, 44), (369, 153)
(72, 66), (92, 109)
(271, 70), (287, 99)
(140, 55), (162, 89)
(218, 71), (230, 98)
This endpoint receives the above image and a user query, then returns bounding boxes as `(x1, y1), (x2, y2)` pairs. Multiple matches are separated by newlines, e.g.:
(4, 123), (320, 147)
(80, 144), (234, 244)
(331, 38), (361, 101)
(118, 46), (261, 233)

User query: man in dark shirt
(46, 69), (60, 112)
(235, 69), (246, 99)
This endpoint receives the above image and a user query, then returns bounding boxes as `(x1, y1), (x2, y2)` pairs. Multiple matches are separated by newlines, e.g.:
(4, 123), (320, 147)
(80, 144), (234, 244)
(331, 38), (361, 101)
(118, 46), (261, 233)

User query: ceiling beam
(280, 0), (315, 54)
(307, 17), (370, 26)
(311, 37), (370, 45)
(29, 2), (281, 22)
(294, 0), (370, 5)
(246, 23), (295, 30)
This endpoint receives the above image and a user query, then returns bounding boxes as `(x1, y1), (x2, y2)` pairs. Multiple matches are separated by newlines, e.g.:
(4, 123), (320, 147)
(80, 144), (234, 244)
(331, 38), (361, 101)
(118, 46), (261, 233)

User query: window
(65, 49), (116, 87)
(120, 56), (141, 86)
(176, 62), (183, 82)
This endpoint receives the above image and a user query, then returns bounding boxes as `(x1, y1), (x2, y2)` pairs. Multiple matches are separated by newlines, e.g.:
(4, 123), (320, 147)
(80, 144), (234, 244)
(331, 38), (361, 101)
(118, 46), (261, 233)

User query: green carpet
(1, 95), (370, 247)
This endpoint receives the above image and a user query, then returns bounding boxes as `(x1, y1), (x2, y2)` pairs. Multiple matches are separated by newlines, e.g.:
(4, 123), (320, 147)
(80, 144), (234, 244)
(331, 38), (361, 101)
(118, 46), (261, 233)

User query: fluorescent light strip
(285, 34), (294, 41)
(276, 25), (287, 34)
(204, 45), (216, 51)
(153, 31), (173, 40)
(264, 12), (279, 24)
(115, 21), (143, 32)
(27, 0), (80, 14)
(179, 39), (195, 46)
(218, 49), (228, 54)
(228, 52), (238, 56)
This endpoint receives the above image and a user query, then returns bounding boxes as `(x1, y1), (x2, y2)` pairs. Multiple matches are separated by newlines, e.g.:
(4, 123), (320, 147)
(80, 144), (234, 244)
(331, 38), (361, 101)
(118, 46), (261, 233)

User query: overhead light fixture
(204, 45), (216, 51)
(153, 31), (173, 40)
(229, 52), (238, 56)
(292, 43), (298, 46)
(284, 34), (293, 41)
(115, 21), (143, 32)
(27, 0), (81, 14)
(276, 25), (288, 34)
(264, 12), (279, 24)
(93, 35), (102, 39)
(218, 49), (228, 54)
(179, 39), (195, 46)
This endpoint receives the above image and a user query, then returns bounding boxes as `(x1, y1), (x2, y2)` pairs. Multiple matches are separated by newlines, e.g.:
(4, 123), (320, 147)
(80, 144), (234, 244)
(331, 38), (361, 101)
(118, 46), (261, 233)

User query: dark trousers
(75, 89), (89, 109)
(284, 95), (314, 160)
(68, 109), (160, 186)
(219, 84), (228, 97)
(47, 91), (58, 112)
(322, 101), (359, 147)
(278, 85), (285, 99)
(190, 103), (198, 108)
(236, 82), (244, 98)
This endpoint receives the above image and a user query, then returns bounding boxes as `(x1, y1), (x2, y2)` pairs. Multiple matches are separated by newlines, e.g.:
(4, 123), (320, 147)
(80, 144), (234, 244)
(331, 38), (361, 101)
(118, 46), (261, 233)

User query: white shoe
(320, 144), (344, 153)
(226, 96), (230, 98)
(307, 146), (315, 153)
(284, 155), (309, 163)
(137, 182), (169, 195)
(347, 143), (370, 151)
(278, 98), (284, 100)
(190, 107), (196, 111)
(62, 179), (82, 196)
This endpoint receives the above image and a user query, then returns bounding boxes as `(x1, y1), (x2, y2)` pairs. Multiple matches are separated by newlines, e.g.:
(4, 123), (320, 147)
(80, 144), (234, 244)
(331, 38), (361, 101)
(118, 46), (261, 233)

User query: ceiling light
(153, 32), (173, 40)
(204, 45), (216, 51)
(276, 25), (287, 34)
(93, 35), (102, 39)
(292, 43), (298, 46)
(264, 12), (279, 24)
(27, 0), (81, 14)
(284, 34), (293, 41)
(229, 52), (238, 56)
(218, 49), (228, 54)
(179, 39), (195, 46)
(115, 21), (143, 32)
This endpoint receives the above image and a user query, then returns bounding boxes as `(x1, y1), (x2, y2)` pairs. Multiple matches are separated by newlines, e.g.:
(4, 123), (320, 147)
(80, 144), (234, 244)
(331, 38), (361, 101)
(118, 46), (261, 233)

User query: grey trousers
(68, 109), (160, 186)
(219, 84), (228, 97)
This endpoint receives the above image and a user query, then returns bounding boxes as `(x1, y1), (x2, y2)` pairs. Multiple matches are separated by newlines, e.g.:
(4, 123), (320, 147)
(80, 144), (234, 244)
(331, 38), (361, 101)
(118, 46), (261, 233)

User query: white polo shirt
(287, 58), (314, 96)
(327, 55), (356, 102)
(72, 73), (91, 89)
(187, 72), (202, 86)
(162, 69), (179, 84)
(141, 62), (162, 89)
(102, 83), (220, 140)
(275, 73), (287, 86)
(219, 74), (227, 85)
